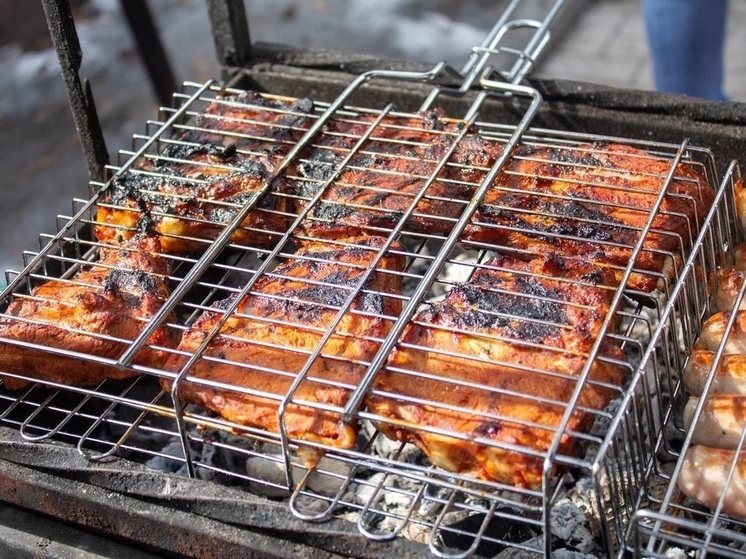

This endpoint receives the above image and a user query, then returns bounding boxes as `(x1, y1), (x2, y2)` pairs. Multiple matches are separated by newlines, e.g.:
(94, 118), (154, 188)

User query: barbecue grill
(1, 1), (745, 558)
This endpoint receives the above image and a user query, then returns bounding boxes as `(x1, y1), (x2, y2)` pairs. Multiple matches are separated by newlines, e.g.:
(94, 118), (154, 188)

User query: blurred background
(0, 0), (744, 274)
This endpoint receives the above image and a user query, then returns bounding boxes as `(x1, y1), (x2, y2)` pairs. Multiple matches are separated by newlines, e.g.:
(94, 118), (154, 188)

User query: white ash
(496, 549), (537, 559)
(664, 547), (692, 559)
(246, 454), (353, 498)
(550, 498), (595, 554)
(361, 420), (422, 464)
(354, 472), (390, 508)
(551, 549), (598, 559)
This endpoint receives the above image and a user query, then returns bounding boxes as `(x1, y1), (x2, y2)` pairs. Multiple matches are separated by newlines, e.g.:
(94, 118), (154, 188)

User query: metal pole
(206, 0), (252, 79)
(40, 0), (109, 183)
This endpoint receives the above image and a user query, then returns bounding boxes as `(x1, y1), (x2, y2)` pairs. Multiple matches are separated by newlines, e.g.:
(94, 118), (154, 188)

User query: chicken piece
(678, 445), (746, 519)
(295, 111), (503, 239)
(684, 394), (746, 449)
(366, 253), (626, 489)
(179, 91), (314, 153)
(164, 236), (405, 450)
(96, 157), (292, 254)
(96, 91), (315, 254)
(734, 242), (746, 269)
(684, 351), (746, 397)
(0, 235), (179, 390)
(463, 142), (715, 292)
(695, 310), (746, 354)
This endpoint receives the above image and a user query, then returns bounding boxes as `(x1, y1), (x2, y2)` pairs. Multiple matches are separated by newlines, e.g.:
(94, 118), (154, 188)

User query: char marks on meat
(295, 111), (503, 239)
(367, 252), (626, 489)
(0, 235), (179, 390)
(96, 92), (315, 254)
(163, 236), (405, 450)
(463, 142), (715, 292)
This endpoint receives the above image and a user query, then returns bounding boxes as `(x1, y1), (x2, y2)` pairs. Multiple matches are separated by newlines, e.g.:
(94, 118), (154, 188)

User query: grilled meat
(463, 142), (715, 292)
(366, 252), (626, 488)
(295, 111), (503, 239)
(735, 177), (746, 233)
(695, 310), (746, 354)
(679, 445), (746, 519)
(0, 235), (178, 390)
(179, 91), (314, 155)
(96, 157), (292, 254)
(684, 352), (746, 397)
(96, 92), (315, 254)
(713, 265), (746, 312)
(164, 236), (405, 450)
(685, 394), (746, 449)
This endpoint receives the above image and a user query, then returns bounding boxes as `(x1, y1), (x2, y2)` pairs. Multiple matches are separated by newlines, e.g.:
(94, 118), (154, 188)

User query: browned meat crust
(462, 142), (715, 292)
(96, 156), (292, 254)
(163, 236), (405, 449)
(294, 112), (503, 239)
(0, 235), (179, 390)
(96, 92), (315, 254)
(180, 91), (314, 154)
(366, 253), (626, 488)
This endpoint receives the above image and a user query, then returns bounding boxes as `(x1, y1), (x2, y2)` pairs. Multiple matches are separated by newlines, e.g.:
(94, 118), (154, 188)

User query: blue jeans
(643, 0), (729, 100)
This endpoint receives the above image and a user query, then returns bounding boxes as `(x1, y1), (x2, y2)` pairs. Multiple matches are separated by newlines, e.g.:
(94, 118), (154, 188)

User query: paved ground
(0, 0), (744, 275)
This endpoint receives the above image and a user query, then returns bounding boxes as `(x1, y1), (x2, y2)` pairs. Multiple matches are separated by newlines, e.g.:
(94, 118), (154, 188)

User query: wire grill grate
(0, 81), (736, 558)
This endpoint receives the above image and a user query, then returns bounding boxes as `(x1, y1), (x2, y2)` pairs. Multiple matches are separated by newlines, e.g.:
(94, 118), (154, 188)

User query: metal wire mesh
(0, 82), (734, 558)
(629, 164), (746, 559)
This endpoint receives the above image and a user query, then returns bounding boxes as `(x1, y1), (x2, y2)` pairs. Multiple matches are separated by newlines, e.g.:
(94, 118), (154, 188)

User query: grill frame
(0, 79), (738, 558)
(4, 2), (744, 551)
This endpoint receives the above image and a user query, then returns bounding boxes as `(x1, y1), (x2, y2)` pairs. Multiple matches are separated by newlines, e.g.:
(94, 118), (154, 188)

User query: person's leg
(643, 0), (729, 100)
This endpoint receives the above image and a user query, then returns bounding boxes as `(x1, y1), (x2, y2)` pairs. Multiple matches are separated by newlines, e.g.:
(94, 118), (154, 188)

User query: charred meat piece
(295, 111), (503, 239)
(0, 235), (179, 390)
(96, 157), (292, 255)
(164, 236), (405, 450)
(367, 253), (626, 489)
(463, 143), (715, 292)
(96, 92), (315, 254)
(179, 91), (314, 156)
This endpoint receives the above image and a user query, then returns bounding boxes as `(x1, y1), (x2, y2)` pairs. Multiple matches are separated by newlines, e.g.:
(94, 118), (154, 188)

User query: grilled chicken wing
(679, 446), (746, 519)
(684, 351), (746, 397)
(96, 92), (314, 254)
(163, 236), (405, 450)
(463, 142), (715, 292)
(0, 235), (178, 390)
(684, 394), (746, 449)
(366, 253), (626, 488)
(295, 111), (503, 239)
